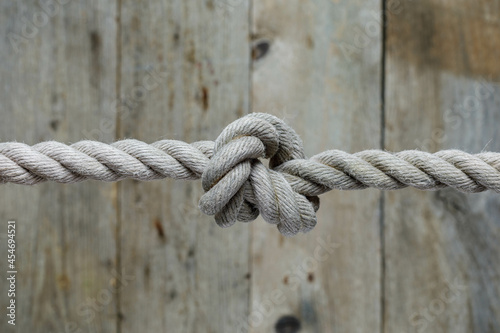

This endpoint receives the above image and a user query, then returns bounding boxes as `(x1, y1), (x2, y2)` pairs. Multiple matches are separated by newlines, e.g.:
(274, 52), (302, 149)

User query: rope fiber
(1, 112), (499, 235)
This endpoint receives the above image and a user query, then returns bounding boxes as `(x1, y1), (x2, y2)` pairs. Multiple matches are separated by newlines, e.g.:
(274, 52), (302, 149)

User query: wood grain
(1, 0), (499, 332)
(0, 1), (119, 332)
(249, 0), (382, 332)
(116, 1), (252, 332)
(384, 0), (500, 332)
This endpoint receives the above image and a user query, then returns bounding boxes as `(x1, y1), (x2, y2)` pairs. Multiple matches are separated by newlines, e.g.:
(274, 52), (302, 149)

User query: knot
(198, 113), (319, 236)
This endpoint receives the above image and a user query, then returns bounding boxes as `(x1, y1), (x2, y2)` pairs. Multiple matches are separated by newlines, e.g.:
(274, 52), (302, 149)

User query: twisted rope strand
(275, 150), (500, 195)
(1, 112), (499, 235)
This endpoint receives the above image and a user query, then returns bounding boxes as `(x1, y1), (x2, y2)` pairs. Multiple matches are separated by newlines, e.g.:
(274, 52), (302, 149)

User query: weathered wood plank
(116, 1), (251, 332)
(2, 1), (499, 332)
(385, 1), (500, 332)
(249, 0), (382, 332)
(0, 1), (119, 332)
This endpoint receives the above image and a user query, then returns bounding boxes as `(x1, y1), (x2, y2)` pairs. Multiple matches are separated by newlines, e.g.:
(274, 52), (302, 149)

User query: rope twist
(1, 113), (499, 236)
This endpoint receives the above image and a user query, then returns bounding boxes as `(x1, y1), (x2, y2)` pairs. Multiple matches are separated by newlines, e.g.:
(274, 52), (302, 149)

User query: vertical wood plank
(385, 1), (500, 332)
(117, 1), (251, 332)
(250, 0), (382, 332)
(0, 1), (118, 332)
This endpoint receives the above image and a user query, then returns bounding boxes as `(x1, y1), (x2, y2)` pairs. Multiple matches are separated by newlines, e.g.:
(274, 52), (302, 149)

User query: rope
(1, 112), (499, 236)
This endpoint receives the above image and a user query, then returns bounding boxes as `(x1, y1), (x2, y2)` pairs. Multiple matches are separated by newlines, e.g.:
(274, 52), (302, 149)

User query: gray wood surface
(116, 1), (251, 332)
(0, 0), (499, 332)
(249, 0), (382, 332)
(0, 1), (119, 332)
(384, 1), (500, 332)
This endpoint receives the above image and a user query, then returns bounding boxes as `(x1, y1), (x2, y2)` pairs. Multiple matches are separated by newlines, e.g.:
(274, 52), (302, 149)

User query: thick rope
(1, 113), (499, 235)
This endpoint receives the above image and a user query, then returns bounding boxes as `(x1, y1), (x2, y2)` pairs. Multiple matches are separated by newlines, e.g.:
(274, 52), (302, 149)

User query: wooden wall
(0, 0), (498, 332)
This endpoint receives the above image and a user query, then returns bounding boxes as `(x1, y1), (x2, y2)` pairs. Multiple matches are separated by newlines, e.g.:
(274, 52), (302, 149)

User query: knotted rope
(1, 113), (499, 235)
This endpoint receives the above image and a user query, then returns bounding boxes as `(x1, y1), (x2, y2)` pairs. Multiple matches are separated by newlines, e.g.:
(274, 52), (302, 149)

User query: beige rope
(1, 113), (499, 235)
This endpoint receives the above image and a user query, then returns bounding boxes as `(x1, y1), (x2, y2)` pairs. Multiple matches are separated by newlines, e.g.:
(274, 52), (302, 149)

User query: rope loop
(198, 113), (319, 236)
